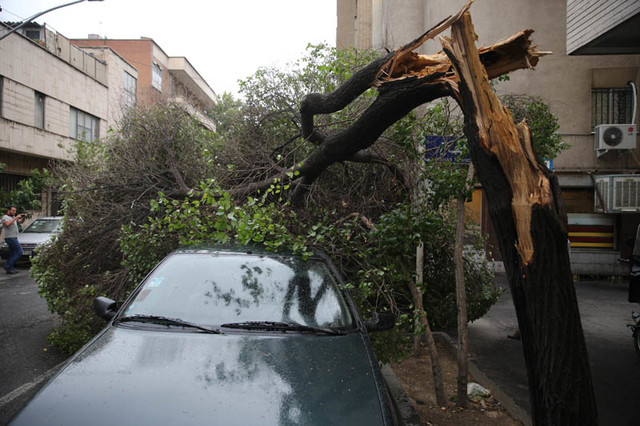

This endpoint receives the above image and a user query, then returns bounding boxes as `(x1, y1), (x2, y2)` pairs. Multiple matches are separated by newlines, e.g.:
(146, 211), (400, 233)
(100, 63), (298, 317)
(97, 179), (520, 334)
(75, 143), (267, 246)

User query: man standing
(2, 206), (25, 274)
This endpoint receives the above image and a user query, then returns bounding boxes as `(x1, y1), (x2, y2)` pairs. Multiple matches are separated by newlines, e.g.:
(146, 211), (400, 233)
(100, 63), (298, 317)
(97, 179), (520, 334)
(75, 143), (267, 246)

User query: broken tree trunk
(441, 12), (597, 425)
(281, 1), (596, 422)
(227, 1), (549, 201)
(454, 163), (475, 407)
(411, 241), (446, 407)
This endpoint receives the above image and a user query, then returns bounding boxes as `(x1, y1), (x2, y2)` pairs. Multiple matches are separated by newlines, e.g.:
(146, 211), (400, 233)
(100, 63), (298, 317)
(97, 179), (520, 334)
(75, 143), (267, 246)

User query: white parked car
(0, 216), (63, 260)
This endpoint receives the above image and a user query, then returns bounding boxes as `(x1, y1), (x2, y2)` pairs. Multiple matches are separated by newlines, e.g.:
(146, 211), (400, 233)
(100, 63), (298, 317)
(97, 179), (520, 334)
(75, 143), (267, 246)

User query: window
(152, 63), (162, 91)
(25, 29), (42, 40)
(123, 71), (137, 110)
(34, 91), (45, 129)
(70, 107), (99, 142)
(592, 87), (634, 127)
(0, 76), (3, 117)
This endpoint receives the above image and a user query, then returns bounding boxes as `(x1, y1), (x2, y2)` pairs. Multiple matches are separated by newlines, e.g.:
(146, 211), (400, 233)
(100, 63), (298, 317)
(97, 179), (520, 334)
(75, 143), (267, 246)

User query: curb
(381, 364), (423, 426)
(433, 331), (531, 426)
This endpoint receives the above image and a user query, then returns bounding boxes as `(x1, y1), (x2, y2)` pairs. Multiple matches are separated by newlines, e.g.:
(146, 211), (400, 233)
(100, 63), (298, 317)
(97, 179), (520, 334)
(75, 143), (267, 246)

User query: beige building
(1, 22), (218, 215)
(72, 37), (217, 131)
(337, 0), (640, 275)
(76, 46), (139, 129)
(0, 23), (133, 210)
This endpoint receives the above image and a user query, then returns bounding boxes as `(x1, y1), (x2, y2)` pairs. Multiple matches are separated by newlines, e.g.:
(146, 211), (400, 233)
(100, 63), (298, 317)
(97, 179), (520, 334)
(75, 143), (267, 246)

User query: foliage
(208, 43), (398, 220)
(33, 45), (511, 358)
(501, 94), (567, 160)
(314, 204), (500, 360)
(0, 168), (51, 213)
(120, 183), (310, 285)
(32, 102), (219, 352)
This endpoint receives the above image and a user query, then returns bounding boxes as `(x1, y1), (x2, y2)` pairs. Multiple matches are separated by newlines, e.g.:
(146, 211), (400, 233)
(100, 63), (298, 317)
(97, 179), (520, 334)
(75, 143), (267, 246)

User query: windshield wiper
(220, 321), (345, 335)
(118, 314), (221, 334)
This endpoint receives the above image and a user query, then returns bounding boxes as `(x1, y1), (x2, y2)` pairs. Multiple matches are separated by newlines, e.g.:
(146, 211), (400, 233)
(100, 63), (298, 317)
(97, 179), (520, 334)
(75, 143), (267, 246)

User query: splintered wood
(441, 13), (552, 265)
(372, 0), (553, 266)
(374, 0), (549, 88)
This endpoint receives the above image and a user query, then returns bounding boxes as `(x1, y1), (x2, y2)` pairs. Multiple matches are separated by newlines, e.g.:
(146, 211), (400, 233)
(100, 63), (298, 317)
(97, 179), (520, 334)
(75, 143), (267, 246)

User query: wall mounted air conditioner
(595, 124), (636, 155)
(594, 174), (640, 213)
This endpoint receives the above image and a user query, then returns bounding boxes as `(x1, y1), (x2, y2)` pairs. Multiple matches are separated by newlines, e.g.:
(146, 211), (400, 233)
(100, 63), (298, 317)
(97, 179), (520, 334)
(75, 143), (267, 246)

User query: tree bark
(222, 1), (548, 201)
(455, 163), (474, 407)
(410, 241), (446, 407)
(278, 1), (595, 421)
(441, 12), (597, 424)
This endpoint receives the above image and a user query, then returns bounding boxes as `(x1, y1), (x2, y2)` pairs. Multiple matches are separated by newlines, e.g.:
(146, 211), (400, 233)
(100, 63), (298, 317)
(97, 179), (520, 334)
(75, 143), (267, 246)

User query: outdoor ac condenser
(595, 124), (636, 151)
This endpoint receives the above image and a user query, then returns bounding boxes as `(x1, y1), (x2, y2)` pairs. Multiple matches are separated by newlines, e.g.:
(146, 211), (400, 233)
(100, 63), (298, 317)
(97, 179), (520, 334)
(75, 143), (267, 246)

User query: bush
(32, 48), (505, 358)
(31, 102), (220, 353)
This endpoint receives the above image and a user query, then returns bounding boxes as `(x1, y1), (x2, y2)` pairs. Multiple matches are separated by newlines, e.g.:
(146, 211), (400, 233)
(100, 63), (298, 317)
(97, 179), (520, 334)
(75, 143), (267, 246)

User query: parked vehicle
(628, 226), (640, 357)
(0, 216), (63, 261)
(11, 246), (400, 425)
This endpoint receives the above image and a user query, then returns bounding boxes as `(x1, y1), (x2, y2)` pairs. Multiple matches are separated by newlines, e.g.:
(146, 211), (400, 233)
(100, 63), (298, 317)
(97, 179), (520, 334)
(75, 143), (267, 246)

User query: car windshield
(122, 252), (355, 330)
(23, 219), (62, 234)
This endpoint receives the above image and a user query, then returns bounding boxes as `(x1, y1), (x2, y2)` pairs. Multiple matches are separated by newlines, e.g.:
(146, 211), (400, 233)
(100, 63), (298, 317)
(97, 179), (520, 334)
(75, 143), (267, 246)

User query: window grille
(592, 87), (634, 127)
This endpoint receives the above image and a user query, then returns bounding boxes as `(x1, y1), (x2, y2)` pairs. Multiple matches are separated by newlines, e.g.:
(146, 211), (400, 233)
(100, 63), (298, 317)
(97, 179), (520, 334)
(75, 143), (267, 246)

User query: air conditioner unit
(594, 174), (640, 213)
(595, 124), (636, 153)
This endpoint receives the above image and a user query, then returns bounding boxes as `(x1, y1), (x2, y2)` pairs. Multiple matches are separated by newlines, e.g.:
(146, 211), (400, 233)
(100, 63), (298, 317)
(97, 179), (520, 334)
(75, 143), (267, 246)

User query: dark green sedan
(11, 246), (399, 425)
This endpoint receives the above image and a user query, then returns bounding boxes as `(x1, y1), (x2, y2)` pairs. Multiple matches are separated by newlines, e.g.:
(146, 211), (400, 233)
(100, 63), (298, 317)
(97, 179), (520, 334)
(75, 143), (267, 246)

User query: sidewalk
(461, 272), (640, 425)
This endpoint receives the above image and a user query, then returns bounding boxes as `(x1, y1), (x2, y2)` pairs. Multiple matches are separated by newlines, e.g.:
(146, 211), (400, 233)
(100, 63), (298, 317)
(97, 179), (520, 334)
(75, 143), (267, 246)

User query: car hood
(17, 232), (55, 245)
(12, 327), (390, 426)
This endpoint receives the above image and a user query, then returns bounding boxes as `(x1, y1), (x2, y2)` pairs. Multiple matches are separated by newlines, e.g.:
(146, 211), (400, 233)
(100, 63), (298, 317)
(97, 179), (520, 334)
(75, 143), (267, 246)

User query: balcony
(167, 57), (218, 111)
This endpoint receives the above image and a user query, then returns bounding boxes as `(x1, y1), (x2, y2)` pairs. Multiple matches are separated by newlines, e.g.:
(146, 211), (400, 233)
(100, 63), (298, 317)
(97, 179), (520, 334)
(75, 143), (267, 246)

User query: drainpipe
(629, 81), (637, 126)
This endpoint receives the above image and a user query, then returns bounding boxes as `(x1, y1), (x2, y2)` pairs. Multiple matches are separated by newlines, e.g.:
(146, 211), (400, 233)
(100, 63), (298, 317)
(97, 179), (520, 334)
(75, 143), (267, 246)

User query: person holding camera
(2, 205), (26, 274)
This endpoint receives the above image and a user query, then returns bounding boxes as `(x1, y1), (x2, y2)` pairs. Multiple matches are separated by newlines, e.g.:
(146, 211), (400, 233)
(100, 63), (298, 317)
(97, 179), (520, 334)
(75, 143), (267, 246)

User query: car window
(23, 219), (62, 234)
(123, 253), (355, 329)
(634, 225), (640, 257)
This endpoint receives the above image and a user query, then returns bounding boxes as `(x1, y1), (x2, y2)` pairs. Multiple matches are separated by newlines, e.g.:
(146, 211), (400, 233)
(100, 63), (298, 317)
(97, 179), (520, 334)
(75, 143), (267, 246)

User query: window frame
(123, 71), (137, 111)
(151, 63), (162, 91)
(69, 107), (100, 143)
(34, 91), (45, 129)
(25, 29), (42, 40)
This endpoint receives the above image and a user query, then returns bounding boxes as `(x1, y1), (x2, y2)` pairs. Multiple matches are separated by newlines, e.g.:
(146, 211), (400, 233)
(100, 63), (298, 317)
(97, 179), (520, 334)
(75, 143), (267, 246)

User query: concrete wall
(71, 38), (217, 115)
(78, 47), (139, 129)
(72, 39), (153, 102)
(337, 0), (375, 50)
(0, 31), (109, 166)
(336, 0), (356, 50)
(337, 0), (640, 175)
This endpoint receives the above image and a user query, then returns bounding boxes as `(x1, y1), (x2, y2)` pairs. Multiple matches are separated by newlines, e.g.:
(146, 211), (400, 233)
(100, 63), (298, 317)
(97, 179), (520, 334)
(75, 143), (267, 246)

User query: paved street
(0, 265), (67, 424)
(468, 273), (640, 426)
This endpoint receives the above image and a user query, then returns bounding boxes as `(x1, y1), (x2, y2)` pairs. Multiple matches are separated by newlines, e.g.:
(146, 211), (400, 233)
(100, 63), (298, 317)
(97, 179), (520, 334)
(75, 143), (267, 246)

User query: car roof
(171, 244), (329, 260)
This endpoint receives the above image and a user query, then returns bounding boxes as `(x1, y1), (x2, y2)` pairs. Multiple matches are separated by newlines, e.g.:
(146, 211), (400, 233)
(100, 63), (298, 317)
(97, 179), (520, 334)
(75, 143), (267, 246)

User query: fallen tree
(38, 1), (596, 421)
(442, 11), (597, 424)
(273, 2), (594, 423)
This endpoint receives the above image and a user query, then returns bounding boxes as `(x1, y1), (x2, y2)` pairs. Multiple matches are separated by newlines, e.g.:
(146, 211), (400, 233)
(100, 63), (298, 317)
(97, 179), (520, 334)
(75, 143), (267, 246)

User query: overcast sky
(0, 0), (337, 96)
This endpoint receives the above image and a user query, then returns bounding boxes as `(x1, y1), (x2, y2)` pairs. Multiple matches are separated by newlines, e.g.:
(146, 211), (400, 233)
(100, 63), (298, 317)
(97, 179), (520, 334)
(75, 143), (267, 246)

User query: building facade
(0, 23), (137, 215)
(337, 0), (640, 275)
(1, 22), (218, 217)
(71, 37), (217, 131)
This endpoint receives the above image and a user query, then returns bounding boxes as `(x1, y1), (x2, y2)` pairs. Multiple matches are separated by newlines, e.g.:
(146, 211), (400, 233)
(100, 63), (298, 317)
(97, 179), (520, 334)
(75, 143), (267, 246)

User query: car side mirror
(364, 311), (396, 332)
(94, 296), (117, 321)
